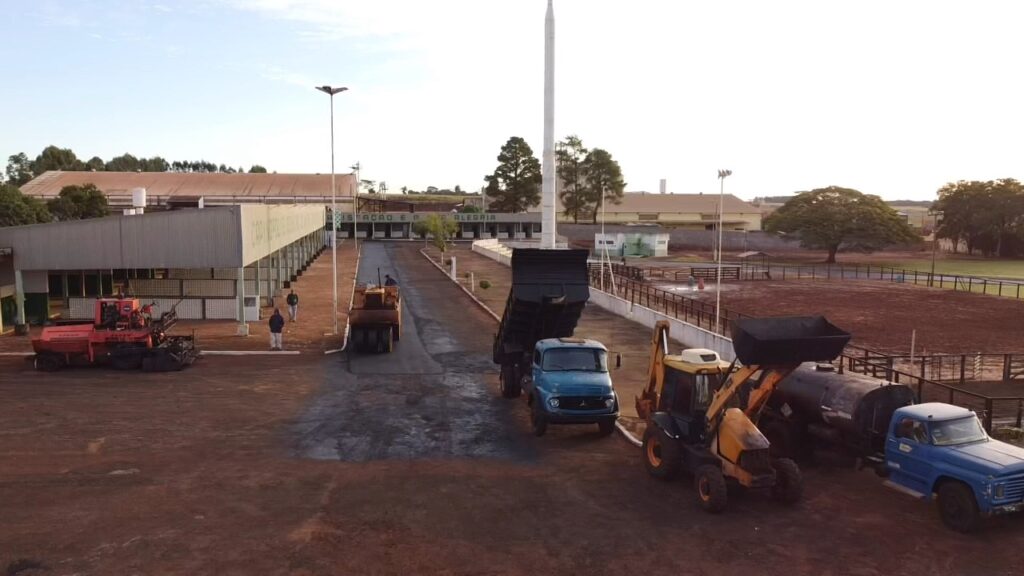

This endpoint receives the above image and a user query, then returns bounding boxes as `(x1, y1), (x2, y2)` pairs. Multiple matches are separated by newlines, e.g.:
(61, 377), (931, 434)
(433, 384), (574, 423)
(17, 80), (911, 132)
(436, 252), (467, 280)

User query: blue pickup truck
(884, 402), (1024, 532)
(520, 338), (619, 437)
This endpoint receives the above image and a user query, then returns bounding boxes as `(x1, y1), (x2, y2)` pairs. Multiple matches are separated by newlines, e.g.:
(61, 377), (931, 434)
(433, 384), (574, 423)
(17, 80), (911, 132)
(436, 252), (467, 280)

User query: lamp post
(316, 85), (348, 336)
(715, 169), (732, 335)
(929, 210), (943, 287)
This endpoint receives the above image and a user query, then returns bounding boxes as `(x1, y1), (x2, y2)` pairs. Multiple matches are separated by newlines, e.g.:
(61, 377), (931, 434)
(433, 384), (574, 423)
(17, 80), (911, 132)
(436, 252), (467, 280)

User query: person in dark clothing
(384, 274), (398, 287)
(286, 290), (299, 322)
(268, 308), (285, 351)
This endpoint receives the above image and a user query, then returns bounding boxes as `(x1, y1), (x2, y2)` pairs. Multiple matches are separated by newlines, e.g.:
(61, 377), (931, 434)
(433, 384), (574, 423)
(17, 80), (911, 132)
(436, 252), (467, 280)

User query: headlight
(548, 397), (560, 408)
(605, 398), (615, 408)
(995, 484), (1005, 499)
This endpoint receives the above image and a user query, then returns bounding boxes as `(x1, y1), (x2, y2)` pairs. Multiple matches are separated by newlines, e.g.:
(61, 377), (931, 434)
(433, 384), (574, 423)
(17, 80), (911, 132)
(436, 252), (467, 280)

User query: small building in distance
(594, 232), (670, 257)
(528, 191), (762, 230)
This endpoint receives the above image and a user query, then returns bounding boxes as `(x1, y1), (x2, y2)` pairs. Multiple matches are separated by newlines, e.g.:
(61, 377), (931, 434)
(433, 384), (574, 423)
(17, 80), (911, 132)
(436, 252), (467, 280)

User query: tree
(555, 135), (589, 223)
(484, 136), (542, 213)
(247, 164), (268, 173)
(106, 153), (141, 172)
(47, 184), (109, 221)
(5, 153), (34, 185)
(85, 156), (105, 172)
(454, 185), (463, 194)
(33, 145), (84, 174)
(582, 148), (626, 223)
(764, 186), (920, 263)
(934, 179), (1024, 257)
(400, 186), (408, 195)
(412, 214), (459, 259)
(141, 157), (169, 172)
(0, 183), (50, 226)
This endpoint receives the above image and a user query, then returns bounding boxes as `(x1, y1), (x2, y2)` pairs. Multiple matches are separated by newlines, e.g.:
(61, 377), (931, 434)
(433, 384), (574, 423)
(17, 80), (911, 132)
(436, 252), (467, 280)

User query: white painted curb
(421, 248), (641, 449)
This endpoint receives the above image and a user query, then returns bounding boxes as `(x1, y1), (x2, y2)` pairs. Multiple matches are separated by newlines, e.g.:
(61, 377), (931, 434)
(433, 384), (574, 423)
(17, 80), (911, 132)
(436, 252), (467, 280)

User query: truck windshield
(542, 348), (608, 372)
(930, 416), (988, 446)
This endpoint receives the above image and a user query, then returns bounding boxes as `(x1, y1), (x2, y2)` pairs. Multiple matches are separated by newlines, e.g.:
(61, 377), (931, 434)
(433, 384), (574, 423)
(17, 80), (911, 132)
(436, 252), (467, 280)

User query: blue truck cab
(884, 402), (1024, 532)
(522, 337), (619, 437)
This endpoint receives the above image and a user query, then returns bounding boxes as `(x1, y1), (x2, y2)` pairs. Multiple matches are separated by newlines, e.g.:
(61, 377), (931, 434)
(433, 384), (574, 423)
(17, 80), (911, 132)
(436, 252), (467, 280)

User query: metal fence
(741, 263), (1024, 300)
(588, 269), (1024, 431)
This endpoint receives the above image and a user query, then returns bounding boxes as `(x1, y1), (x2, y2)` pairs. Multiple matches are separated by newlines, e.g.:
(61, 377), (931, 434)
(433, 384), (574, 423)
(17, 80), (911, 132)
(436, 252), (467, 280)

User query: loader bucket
(731, 316), (851, 366)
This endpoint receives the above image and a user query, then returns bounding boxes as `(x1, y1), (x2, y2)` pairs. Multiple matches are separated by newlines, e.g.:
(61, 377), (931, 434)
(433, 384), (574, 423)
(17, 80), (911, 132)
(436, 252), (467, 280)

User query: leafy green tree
(106, 153), (141, 172)
(459, 204), (482, 214)
(249, 165), (268, 173)
(47, 184), (109, 221)
(935, 179), (1024, 256)
(582, 148), (626, 223)
(412, 214), (460, 259)
(484, 136), (542, 213)
(141, 157), (169, 172)
(764, 186), (920, 263)
(5, 153), (34, 185)
(85, 156), (105, 172)
(33, 145), (83, 173)
(0, 183), (50, 226)
(556, 135), (589, 223)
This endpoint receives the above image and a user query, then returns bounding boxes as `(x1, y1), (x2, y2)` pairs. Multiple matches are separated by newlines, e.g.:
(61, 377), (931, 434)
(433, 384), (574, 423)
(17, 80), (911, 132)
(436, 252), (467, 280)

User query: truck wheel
(598, 419), (616, 437)
(695, 465), (728, 513)
(937, 481), (982, 533)
(530, 401), (548, 437)
(770, 458), (803, 505)
(499, 365), (521, 399)
(642, 426), (680, 480)
(34, 354), (64, 372)
(383, 327), (393, 353)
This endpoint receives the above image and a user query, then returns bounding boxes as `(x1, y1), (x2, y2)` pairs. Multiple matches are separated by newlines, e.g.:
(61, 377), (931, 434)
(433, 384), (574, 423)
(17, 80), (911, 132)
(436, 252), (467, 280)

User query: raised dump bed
(731, 316), (852, 366)
(492, 249), (591, 386)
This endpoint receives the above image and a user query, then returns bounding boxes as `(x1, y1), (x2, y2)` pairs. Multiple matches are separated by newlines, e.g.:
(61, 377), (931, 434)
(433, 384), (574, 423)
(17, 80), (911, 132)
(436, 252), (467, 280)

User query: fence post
(1017, 400), (1023, 429)
(1004, 354), (1012, 382)
(983, 279), (987, 294)
(959, 355), (966, 385)
(983, 398), (993, 433)
(917, 380), (924, 402)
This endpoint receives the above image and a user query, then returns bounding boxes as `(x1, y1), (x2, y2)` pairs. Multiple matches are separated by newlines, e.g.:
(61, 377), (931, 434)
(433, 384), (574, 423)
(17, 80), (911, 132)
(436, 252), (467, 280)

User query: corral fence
(588, 268), (1024, 431)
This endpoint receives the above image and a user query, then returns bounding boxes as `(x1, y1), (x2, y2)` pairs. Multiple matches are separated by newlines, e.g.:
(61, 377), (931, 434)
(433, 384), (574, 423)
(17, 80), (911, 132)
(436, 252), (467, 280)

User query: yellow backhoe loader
(636, 316), (850, 512)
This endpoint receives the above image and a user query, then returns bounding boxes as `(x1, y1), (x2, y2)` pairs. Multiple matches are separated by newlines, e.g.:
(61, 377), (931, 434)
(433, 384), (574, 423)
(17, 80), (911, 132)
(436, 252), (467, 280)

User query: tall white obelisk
(541, 0), (556, 249)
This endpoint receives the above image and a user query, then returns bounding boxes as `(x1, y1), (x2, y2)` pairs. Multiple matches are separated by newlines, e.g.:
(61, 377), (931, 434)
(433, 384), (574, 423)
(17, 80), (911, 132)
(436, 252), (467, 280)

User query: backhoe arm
(635, 320), (671, 421)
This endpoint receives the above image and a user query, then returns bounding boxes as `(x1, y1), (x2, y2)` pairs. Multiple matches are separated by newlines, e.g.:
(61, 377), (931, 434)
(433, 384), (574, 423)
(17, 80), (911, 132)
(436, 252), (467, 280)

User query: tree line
(3, 145), (269, 186)
(482, 135), (625, 220)
(933, 179), (1024, 257)
(0, 182), (109, 227)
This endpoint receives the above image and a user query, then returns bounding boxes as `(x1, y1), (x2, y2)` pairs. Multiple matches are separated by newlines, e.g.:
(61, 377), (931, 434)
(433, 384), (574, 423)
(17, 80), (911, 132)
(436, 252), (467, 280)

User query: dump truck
(31, 298), (198, 372)
(492, 248), (592, 399)
(637, 316), (850, 512)
(349, 272), (402, 354)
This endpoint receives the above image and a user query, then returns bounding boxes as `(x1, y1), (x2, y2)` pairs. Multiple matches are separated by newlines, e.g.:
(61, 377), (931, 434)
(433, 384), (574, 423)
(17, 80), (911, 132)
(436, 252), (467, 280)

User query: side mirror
(616, 353), (622, 369)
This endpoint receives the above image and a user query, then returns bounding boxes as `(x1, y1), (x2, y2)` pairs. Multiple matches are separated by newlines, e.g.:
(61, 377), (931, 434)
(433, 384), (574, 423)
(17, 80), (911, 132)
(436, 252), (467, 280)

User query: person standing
(269, 308), (285, 351)
(286, 289), (299, 322)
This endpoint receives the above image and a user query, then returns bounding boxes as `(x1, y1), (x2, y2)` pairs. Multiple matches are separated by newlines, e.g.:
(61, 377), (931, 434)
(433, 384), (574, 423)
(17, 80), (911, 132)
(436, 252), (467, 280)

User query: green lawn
(881, 259), (1024, 280)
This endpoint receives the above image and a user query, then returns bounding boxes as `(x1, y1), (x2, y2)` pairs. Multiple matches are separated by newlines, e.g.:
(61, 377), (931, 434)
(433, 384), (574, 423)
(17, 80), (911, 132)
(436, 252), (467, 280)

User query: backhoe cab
(638, 316), (851, 513)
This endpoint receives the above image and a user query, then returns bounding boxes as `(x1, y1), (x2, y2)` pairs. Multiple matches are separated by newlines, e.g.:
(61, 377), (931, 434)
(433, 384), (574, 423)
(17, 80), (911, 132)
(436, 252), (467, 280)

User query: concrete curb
(326, 239), (360, 355)
(418, 249), (501, 324)
(0, 352), (33, 356)
(420, 248), (641, 449)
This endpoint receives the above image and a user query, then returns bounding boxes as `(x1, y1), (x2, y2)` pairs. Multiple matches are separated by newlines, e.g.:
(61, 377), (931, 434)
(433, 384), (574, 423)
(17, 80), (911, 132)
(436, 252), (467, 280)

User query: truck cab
(522, 338), (618, 437)
(884, 402), (1024, 532)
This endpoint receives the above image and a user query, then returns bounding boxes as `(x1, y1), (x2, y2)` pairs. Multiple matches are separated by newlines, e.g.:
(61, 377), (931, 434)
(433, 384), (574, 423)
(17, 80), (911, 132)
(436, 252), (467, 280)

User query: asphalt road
(291, 242), (533, 462)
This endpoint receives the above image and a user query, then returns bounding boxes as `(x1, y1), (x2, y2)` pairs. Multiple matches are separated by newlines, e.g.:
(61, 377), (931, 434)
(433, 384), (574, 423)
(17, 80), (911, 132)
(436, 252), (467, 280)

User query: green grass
(880, 259), (1024, 280)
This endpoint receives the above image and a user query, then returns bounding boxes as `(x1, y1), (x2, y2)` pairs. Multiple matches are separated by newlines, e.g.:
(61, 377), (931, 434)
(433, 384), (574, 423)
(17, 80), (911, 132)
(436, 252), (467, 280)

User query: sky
(2, 0), (1022, 201)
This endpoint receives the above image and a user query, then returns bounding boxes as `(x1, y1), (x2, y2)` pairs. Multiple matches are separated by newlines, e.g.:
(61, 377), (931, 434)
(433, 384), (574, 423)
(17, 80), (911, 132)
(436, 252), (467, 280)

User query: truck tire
(598, 419), (616, 437)
(34, 353), (64, 372)
(642, 426), (681, 480)
(499, 364), (521, 399)
(530, 400), (548, 437)
(382, 326), (394, 353)
(770, 458), (803, 505)
(695, 465), (728, 513)
(937, 481), (982, 533)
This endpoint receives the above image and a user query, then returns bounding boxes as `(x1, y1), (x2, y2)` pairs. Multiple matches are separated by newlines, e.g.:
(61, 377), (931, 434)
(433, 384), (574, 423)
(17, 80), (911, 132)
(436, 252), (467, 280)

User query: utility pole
(715, 169), (732, 335)
(315, 85), (348, 336)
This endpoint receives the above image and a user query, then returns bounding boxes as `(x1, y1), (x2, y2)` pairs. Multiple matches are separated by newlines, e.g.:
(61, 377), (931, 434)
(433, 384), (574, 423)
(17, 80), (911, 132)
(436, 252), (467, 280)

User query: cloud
(260, 65), (316, 88)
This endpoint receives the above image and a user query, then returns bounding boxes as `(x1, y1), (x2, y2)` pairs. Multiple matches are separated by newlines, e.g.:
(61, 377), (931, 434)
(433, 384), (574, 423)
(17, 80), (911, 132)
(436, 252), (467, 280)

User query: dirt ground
(2, 241), (1023, 576)
(673, 279), (1024, 355)
(0, 241), (359, 355)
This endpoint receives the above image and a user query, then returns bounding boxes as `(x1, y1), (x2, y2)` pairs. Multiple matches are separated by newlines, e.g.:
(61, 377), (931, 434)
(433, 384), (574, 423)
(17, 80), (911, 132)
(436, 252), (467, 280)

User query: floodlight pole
(316, 85), (348, 336)
(715, 169), (732, 335)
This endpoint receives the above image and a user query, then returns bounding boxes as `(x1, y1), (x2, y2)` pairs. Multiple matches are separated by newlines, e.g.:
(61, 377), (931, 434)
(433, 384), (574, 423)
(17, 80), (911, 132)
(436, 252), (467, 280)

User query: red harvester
(31, 298), (199, 372)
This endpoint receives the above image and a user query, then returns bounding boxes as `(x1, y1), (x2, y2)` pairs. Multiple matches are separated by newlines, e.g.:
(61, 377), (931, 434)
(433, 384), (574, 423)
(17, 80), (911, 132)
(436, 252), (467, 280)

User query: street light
(316, 85), (348, 336)
(929, 210), (943, 287)
(715, 169), (732, 335)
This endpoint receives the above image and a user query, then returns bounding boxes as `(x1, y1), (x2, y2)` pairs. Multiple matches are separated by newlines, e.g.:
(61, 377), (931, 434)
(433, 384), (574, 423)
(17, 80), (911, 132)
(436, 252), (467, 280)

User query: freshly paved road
(291, 242), (534, 462)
